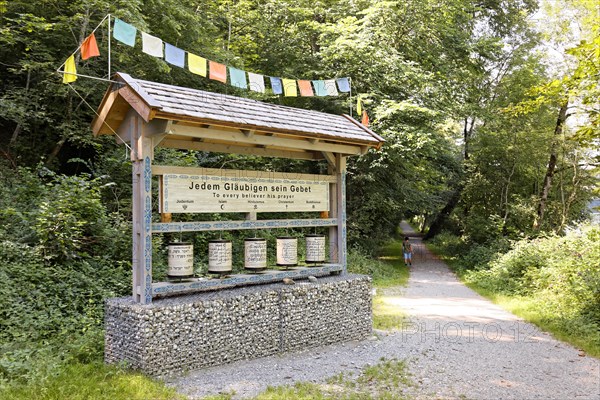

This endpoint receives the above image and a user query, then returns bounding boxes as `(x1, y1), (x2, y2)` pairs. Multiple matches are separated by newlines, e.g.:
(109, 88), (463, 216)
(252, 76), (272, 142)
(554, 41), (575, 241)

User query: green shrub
(463, 224), (600, 355)
(426, 231), (468, 259)
(348, 245), (407, 287)
(0, 166), (131, 385)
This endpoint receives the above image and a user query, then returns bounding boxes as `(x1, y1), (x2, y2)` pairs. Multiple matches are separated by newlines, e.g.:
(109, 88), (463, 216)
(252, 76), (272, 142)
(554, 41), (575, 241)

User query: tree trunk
(532, 101), (569, 231)
(423, 117), (474, 240)
(423, 187), (463, 240)
(9, 68), (31, 145)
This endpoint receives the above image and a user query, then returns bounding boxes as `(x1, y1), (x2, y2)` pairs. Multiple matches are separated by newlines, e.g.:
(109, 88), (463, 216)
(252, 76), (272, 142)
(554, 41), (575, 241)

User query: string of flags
(60, 15), (369, 125)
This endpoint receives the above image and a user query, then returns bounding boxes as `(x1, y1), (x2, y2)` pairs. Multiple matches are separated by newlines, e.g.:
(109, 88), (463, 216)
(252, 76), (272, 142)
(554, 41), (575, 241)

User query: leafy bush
(463, 224), (600, 354)
(0, 166), (131, 385)
(426, 231), (469, 259)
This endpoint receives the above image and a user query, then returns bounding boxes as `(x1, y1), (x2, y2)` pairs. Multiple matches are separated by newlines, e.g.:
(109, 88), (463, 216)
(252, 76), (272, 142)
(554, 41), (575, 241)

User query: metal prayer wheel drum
(167, 242), (194, 278)
(276, 237), (298, 267)
(305, 234), (326, 264)
(208, 240), (233, 274)
(244, 238), (267, 271)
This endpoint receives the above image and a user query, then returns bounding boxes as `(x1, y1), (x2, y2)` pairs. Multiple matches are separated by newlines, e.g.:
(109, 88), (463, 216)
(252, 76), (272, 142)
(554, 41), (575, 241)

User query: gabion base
(104, 274), (372, 376)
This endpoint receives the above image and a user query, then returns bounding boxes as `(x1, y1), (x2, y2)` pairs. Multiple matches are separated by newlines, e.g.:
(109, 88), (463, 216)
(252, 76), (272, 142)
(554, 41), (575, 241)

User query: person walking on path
(402, 236), (412, 266)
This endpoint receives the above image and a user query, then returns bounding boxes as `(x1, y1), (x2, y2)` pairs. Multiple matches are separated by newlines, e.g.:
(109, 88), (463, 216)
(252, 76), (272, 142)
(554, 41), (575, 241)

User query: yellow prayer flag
(188, 53), (207, 77)
(282, 78), (297, 97)
(356, 96), (362, 116)
(62, 55), (77, 84)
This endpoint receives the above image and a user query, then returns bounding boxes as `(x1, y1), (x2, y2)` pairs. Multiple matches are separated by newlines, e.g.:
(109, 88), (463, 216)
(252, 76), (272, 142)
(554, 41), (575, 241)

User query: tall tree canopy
(0, 0), (596, 246)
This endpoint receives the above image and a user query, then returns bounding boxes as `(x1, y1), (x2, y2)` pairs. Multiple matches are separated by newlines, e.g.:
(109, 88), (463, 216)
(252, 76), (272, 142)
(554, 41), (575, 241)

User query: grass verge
(254, 357), (413, 400)
(0, 362), (184, 400)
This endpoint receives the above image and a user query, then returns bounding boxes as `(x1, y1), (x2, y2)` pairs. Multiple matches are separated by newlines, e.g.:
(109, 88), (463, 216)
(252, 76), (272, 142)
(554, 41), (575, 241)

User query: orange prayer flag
(298, 80), (314, 96)
(361, 110), (369, 127)
(81, 33), (100, 60)
(209, 61), (227, 83)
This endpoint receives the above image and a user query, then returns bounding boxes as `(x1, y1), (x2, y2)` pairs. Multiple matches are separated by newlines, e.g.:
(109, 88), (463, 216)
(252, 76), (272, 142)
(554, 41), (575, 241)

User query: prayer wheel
(305, 234), (326, 264)
(276, 236), (298, 267)
(244, 238), (268, 271)
(208, 239), (232, 274)
(167, 242), (194, 278)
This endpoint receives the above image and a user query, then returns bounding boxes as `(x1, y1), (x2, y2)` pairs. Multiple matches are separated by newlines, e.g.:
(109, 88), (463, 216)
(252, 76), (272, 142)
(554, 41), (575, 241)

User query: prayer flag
(298, 80), (314, 97)
(282, 79), (297, 97)
(165, 43), (185, 68)
(336, 77), (351, 93)
(209, 61), (227, 83)
(81, 33), (100, 60)
(312, 80), (327, 96)
(325, 79), (338, 96)
(248, 72), (265, 93)
(229, 67), (247, 89)
(356, 97), (362, 116)
(270, 77), (283, 95)
(361, 110), (369, 127)
(188, 53), (207, 76)
(113, 18), (136, 47)
(62, 55), (77, 84)
(141, 32), (163, 58)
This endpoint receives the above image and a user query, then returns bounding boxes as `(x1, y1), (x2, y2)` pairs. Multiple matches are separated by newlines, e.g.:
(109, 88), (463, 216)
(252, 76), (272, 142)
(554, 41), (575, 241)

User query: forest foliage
(0, 0), (598, 391)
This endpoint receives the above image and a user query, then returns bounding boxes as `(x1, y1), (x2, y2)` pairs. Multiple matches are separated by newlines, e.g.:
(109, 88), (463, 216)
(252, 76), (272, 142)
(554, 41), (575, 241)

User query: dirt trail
(168, 222), (600, 399)
(394, 220), (599, 399)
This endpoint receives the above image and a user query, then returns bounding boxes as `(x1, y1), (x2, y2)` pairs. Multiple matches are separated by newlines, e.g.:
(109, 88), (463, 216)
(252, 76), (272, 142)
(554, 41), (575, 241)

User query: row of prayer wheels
(167, 235), (327, 278)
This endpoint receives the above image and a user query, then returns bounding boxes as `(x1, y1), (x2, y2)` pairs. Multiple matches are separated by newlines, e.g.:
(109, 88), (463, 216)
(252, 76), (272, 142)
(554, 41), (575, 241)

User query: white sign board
(160, 170), (330, 213)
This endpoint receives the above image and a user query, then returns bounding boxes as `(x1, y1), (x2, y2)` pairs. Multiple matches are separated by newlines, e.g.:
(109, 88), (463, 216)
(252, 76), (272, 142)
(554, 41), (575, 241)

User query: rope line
(66, 83), (132, 153)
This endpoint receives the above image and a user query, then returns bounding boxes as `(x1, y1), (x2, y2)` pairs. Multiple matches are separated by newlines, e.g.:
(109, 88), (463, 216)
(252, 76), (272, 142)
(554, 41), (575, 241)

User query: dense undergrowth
(0, 166), (132, 387)
(428, 225), (600, 357)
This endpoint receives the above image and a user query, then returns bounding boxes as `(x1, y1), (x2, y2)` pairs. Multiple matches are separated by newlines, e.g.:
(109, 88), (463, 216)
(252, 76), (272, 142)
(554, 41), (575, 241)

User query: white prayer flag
(248, 72), (265, 93)
(325, 79), (338, 96)
(141, 32), (163, 58)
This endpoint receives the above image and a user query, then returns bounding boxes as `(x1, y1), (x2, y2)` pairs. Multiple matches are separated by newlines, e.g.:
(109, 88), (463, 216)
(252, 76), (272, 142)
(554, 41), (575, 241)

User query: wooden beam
(144, 119), (172, 137)
(336, 154), (347, 272)
(151, 218), (338, 233)
(169, 124), (364, 155)
(118, 85), (153, 123)
(152, 264), (343, 297)
(160, 138), (323, 161)
(131, 115), (153, 304)
(91, 89), (119, 136)
(152, 165), (337, 183)
(115, 120), (132, 145)
(322, 151), (336, 168)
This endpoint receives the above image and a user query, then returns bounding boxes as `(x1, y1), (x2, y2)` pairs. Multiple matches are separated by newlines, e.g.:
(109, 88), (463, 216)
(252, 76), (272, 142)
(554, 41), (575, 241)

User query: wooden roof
(92, 73), (384, 159)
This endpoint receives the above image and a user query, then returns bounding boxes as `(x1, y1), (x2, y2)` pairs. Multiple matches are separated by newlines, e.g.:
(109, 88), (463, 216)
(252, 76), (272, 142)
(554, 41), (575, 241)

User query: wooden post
(336, 155), (347, 272)
(328, 161), (338, 264)
(130, 110), (153, 304)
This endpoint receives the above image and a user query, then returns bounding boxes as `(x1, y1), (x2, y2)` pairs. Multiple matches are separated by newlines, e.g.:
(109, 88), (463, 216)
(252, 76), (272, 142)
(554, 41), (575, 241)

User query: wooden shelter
(93, 72), (384, 304)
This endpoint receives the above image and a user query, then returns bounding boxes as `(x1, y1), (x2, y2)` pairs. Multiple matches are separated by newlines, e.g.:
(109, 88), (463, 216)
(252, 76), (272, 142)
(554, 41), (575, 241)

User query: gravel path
(167, 222), (600, 399)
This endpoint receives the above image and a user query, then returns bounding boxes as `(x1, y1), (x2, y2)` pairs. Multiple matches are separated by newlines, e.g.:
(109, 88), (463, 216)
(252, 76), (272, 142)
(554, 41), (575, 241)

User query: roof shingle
(117, 73), (384, 146)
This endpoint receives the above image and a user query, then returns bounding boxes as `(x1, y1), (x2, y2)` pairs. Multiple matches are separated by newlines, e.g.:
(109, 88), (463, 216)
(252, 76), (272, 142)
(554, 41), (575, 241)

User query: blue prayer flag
(312, 80), (328, 96)
(113, 18), (137, 47)
(164, 43), (185, 68)
(270, 77), (283, 95)
(336, 77), (351, 93)
(229, 67), (248, 89)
